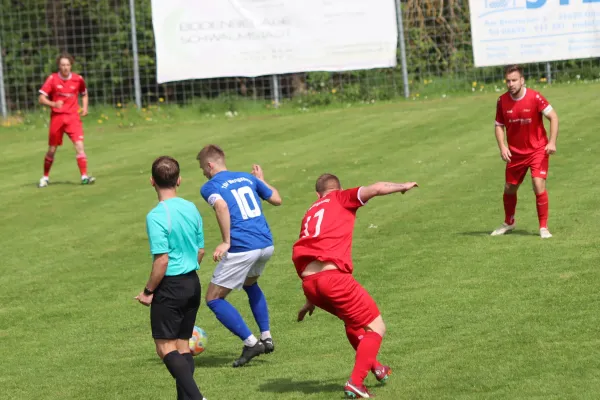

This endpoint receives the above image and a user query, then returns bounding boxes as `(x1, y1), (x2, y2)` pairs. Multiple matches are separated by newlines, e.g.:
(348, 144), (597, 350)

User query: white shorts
(211, 246), (274, 290)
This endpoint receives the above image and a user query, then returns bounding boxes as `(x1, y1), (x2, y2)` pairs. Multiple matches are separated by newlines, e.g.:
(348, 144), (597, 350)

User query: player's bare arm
(38, 93), (63, 109)
(544, 109), (559, 155)
(81, 92), (89, 116)
(197, 248), (205, 264)
(213, 199), (231, 261)
(251, 164), (282, 206)
(135, 253), (169, 306)
(495, 125), (512, 162)
(359, 181), (419, 203)
(297, 301), (315, 322)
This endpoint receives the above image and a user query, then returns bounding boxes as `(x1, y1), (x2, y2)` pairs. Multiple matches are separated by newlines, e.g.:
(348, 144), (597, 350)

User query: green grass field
(1, 84), (599, 400)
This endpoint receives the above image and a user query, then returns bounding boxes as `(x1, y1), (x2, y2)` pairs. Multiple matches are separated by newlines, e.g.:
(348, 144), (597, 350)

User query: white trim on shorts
(211, 246), (274, 290)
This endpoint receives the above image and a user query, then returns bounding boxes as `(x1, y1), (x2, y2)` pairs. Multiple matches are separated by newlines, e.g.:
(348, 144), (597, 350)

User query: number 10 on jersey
(303, 209), (325, 238)
(231, 187), (262, 220)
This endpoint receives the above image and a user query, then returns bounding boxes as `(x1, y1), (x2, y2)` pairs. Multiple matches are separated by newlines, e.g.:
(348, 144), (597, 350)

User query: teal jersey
(146, 197), (204, 276)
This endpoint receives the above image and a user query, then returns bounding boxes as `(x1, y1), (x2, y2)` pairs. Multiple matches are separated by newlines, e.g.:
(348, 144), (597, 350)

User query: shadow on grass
(258, 377), (341, 395)
(457, 229), (536, 237)
(149, 352), (268, 369)
(24, 180), (80, 188)
(194, 353), (236, 368)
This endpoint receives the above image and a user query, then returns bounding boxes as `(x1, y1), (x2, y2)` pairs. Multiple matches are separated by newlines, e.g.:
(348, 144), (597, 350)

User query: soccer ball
(189, 326), (208, 356)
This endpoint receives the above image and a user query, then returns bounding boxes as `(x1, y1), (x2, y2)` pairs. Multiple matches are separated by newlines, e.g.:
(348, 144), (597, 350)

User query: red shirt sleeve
(40, 75), (54, 97)
(495, 97), (505, 126)
(79, 76), (87, 95)
(535, 92), (551, 114)
(336, 187), (366, 210)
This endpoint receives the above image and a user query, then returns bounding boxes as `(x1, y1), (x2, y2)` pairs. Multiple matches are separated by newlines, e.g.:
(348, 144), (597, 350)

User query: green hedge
(1, 0), (598, 111)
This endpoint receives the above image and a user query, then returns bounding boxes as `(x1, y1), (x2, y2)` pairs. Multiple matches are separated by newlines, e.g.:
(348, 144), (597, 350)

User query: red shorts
(49, 113), (84, 146)
(505, 150), (549, 185)
(301, 270), (380, 329)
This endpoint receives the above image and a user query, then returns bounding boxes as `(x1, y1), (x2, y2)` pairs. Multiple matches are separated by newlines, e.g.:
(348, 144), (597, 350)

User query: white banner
(151, 0), (398, 83)
(469, 0), (600, 67)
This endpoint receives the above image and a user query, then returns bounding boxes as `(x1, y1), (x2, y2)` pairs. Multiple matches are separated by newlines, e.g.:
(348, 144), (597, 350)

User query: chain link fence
(1, 0), (599, 117)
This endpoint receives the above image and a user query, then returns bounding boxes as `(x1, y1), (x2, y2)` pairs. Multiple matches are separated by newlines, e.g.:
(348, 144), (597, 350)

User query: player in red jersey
(37, 52), (95, 188)
(491, 64), (559, 239)
(292, 174), (418, 399)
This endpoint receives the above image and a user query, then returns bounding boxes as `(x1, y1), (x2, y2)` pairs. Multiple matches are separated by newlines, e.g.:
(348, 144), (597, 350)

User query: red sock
(503, 193), (517, 225)
(345, 325), (364, 350)
(44, 155), (54, 178)
(536, 191), (549, 229)
(345, 326), (384, 372)
(76, 153), (88, 177)
(350, 331), (382, 386)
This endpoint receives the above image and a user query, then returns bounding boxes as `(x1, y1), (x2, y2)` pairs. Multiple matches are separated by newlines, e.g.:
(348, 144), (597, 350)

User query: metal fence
(1, 0), (599, 118)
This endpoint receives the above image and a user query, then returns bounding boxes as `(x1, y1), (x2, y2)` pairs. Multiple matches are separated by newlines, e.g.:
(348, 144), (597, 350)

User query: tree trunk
(46, 0), (67, 51)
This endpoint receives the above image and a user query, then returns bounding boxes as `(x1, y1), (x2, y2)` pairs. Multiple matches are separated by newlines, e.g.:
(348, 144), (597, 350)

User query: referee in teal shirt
(135, 156), (206, 400)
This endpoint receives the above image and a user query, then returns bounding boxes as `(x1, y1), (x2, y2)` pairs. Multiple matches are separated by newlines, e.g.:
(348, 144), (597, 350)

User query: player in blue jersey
(196, 144), (282, 367)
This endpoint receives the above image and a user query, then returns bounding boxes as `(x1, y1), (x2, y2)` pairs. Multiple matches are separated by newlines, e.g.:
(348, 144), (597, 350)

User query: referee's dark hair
(152, 156), (180, 188)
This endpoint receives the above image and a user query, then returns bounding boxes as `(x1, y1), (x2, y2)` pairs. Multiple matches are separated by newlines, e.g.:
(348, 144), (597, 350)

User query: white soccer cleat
(540, 228), (553, 239)
(490, 222), (515, 236)
(38, 177), (49, 188)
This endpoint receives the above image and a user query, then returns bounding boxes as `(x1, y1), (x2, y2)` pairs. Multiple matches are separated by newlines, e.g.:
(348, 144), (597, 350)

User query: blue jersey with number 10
(201, 171), (274, 253)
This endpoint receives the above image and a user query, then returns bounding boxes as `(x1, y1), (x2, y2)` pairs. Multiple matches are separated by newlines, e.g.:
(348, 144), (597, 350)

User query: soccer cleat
(344, 380), (374, 398)
(38, 177), (49, 188)
(232, 341), (265, 368)
(491, 222), (515, 236)
(81, 176), (96, 185)
(540, 228), (553, 239)
(261, 338), (274, 354)
(372, 365), (391, 383)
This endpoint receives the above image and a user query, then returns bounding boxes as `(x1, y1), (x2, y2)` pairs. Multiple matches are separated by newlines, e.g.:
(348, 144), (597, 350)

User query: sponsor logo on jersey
(508, 118), (532, 124)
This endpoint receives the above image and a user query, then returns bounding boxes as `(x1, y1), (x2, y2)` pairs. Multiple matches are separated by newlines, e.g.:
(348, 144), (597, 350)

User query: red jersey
(292, 187), (366, 277)
(495, 88), (552, 156)
(39, 73), (87, 115)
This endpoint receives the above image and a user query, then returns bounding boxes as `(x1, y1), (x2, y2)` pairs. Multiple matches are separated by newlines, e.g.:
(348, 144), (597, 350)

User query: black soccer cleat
(232, 341), (265, 368)
(260, 338), (274, 354)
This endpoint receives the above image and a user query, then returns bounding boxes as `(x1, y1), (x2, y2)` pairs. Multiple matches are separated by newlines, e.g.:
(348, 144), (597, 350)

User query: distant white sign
(151, 0), (398, 83)
(469, 0), (600, 67)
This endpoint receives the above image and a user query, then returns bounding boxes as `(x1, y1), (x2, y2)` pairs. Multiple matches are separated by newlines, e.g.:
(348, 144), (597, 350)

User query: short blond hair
(196, 144), (225, 164)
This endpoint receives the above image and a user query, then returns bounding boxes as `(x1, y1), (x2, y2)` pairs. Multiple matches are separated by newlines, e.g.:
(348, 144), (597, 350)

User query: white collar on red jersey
(58, 73), (73, 81)
(510, 87), (527, 101)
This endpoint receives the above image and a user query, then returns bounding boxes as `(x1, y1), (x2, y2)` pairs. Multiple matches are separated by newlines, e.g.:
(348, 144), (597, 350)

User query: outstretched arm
(359, 181), (418, 203)
(252, 164), (282, 206)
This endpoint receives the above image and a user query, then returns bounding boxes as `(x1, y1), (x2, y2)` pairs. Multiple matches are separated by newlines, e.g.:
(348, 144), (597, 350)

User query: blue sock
(243, 283), (270, 333)
(207, 299), (252, 341)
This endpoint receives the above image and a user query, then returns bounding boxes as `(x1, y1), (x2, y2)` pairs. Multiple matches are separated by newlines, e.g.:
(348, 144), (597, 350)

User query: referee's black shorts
(150, 270), (201, 340)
